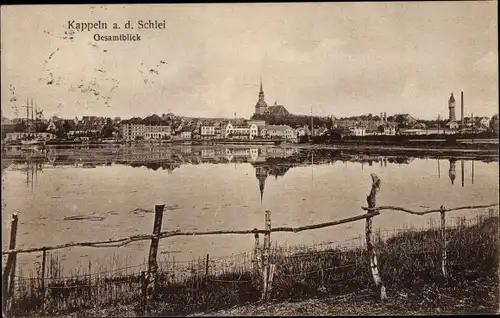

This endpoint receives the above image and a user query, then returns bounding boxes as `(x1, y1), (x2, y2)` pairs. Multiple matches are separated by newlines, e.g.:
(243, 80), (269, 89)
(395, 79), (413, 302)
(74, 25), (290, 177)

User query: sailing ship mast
(35, 102), (39, 138)
(26, 97), (29, 138)
(22, 96), (37, 139)
(31, 97), (35, 138)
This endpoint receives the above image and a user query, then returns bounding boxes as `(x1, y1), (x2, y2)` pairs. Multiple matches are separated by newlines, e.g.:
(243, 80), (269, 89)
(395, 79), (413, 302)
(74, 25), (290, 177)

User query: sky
(1, 2), (498, 120)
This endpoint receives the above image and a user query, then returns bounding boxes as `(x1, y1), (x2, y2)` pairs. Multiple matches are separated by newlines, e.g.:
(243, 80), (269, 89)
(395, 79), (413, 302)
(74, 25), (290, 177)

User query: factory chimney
(461, 91), (464, 131)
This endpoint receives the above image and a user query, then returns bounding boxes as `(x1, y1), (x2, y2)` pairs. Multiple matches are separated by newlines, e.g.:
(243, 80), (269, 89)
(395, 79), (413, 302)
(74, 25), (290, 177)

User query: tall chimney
(380, 112), (383, 122)
(461, 91), (464, 130)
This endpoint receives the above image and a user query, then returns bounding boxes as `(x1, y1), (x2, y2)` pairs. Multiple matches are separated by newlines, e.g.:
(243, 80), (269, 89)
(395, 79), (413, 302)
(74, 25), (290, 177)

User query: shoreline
(3, 139), (498, 149)
(2, 142), (498, 163)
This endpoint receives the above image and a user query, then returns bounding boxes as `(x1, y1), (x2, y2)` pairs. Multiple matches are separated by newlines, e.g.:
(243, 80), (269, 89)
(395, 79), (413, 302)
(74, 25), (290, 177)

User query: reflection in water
(256, 165), (267, 203)
(9, 156), (44, 192)
(472, 160), (475, 185)
(449, 159), (457, 185)
(2, 145), (498, 277)
(461, 160), (465, 188)
(1, 146), (495, 190)
(438, 158), (441, 179)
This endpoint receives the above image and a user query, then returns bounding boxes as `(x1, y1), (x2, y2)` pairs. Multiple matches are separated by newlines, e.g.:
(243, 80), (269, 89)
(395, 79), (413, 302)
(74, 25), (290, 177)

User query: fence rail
(2, 173), (498, 317)
(1, 212), (382, 255)
(361, 203), (499, 215)
(3, 203), (497, 255)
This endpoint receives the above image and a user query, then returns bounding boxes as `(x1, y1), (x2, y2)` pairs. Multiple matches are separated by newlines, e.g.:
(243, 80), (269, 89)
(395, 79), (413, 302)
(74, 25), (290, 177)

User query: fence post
(41, 248), (46, 313)
(147, 204), (165, 311)
(205, 254), (210, 278)
(140, 271), (147, 316)
(88, 256), (92, 305)
(253, 229), (260, 278)
(261, 210), (272, 301)
(440, 205), (448, 278)
(365, 174), (386, 301)
(2, 213), (19, 316)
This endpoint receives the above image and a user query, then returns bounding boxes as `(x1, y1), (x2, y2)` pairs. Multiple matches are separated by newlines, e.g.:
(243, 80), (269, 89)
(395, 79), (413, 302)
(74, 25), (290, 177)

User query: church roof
(264, 105), (290, 116)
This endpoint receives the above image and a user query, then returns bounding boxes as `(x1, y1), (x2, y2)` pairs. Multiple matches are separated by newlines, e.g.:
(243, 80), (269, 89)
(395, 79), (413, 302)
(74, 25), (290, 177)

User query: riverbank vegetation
(7, 209), (498, 317)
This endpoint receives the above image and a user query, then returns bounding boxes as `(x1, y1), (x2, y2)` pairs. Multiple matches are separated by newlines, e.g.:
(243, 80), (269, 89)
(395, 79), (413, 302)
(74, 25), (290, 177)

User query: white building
(221, 121), (259, 139)
(122, 118), (146, 141)
(232, 125), (250, 136)
(249, 124), (259, 139)
(261, 125), (297, 140)
(121, 117), (171, 141)
(200, 125), (216, 139)
(231, 125), (251, 140)
(350, 127), (366, 136)
(445, 121), (459, 130)
(381, 124), (397, 136)
(180, 127), (194, 139)
(144, 125), (171, 140)
(223, 122), (234, 138)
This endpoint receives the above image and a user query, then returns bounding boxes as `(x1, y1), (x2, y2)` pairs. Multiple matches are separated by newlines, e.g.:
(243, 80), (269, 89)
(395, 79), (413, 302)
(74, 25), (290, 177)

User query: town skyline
(2, 87), (496, 123)
(1, 3), (498, 120)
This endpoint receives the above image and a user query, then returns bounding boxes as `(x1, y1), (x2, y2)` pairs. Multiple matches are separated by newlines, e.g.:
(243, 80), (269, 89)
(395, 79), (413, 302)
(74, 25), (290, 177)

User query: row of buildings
(2, 83), (495, 143)
(121, 115), (298, 141)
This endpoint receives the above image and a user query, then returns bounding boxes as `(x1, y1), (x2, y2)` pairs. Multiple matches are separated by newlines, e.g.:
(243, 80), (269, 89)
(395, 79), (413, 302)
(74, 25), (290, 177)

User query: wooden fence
(2, 173), (498, 316)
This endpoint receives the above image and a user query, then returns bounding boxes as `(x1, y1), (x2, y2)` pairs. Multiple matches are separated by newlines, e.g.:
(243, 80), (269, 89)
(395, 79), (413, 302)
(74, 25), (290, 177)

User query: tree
(101, 124), (116, 139)
(490, 114), (499, 134)
(54, 120), (75, 139)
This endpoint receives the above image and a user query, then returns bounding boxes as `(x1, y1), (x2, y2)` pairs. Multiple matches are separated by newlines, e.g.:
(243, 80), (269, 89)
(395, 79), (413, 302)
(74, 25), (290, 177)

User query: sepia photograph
(1, 2), (498, 316)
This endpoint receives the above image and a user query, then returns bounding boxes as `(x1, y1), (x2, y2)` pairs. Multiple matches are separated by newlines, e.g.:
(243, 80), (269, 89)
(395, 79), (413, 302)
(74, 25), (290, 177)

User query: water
(2, 145), (498, 275)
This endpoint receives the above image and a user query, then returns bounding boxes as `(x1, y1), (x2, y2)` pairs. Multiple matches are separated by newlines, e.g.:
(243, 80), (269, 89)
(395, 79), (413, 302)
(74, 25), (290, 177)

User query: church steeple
(258, 78), (265, 102)
(254, 77), (268, 115)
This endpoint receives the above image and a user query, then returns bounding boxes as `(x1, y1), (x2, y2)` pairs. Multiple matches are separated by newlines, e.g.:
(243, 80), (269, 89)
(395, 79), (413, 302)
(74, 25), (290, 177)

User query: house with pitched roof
(261, 125), (297, 140)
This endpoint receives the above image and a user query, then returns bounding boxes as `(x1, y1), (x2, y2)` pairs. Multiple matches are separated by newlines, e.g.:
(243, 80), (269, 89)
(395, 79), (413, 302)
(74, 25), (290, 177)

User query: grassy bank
(7, 210), (499, 317)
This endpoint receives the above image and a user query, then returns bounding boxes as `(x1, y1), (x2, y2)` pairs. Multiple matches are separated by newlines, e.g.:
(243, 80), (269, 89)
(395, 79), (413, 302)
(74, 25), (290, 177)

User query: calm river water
(2, 145), (498, 275)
